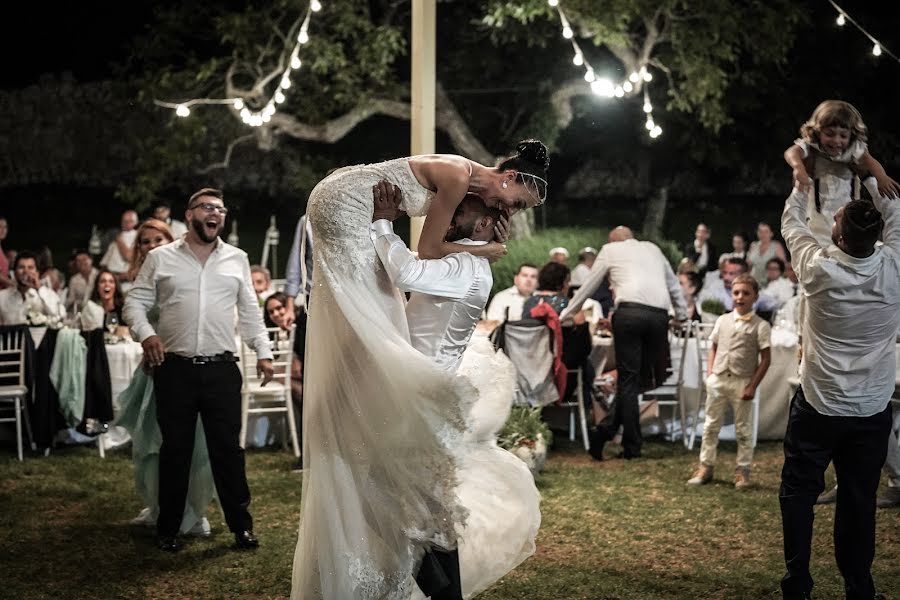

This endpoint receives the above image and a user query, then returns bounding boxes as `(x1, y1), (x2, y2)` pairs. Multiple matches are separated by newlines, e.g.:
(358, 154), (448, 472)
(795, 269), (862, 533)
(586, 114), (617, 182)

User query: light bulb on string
(836, 13), (845, 26)
(275, 90), (286, 104)
(310, 0), (322, 11)
(281, 76), (292, 89)
(629, 72), (639, 83)
(583, 68), (595, 82)
(623, 81), (633, 93)
(591, 78), (614, 97)
(642, 70), (652, 82)
(614, 86), (624, 98)
(651, 125), (662, 138)
(234, 99), (244, 110)
(240, 108), (251, 120)
(573, 53), (583, 66)
(175, 104), (190, 117)
(298, 29), (309, 44)
(548, 0), (559, 6)
(873, 43), (882, 57)
(643, 101), (652, 113)
(262, 114), (272, 123)
(645, 118), (655, 131)
(291, 56), (302, 70)
(562, 25), (573, 39)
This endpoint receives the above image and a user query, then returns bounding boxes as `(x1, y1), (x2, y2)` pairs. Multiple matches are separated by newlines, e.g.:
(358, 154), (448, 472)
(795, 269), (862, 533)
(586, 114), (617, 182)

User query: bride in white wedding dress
(291, 141), (549, 599)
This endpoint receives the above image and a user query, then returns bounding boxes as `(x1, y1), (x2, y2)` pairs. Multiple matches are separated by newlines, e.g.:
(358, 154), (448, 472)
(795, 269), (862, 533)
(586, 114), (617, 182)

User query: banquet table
(100, 339), (143, 449)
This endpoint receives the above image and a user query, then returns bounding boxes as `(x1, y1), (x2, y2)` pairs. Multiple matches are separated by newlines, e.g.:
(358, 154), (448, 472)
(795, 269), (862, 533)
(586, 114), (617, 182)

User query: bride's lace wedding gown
(292, 159), (478, 599)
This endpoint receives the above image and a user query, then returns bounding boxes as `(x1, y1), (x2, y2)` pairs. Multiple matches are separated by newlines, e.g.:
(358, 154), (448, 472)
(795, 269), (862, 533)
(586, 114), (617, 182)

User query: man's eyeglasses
(189, 202), (229, 215)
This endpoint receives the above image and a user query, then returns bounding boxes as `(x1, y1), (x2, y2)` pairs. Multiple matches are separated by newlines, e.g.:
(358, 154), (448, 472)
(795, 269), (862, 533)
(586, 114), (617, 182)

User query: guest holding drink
(79, 269), (126, 332)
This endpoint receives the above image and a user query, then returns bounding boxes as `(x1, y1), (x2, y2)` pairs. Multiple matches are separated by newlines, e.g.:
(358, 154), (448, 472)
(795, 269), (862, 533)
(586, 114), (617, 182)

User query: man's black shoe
(588, 427), (610, 461)
(234, 530), (260, 550)
(158, 535), (183, 552)
(616, 450), (642, 460)
(784, 593), (812, 600)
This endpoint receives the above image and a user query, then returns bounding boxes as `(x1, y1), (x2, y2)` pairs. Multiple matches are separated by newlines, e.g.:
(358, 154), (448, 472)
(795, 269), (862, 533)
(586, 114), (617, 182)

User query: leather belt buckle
(192, 356), (210, 365)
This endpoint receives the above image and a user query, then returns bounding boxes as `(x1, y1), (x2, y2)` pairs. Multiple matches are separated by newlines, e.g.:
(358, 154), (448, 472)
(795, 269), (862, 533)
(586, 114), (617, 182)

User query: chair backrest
(240, 326), (296, 388)
(493, 319), (559, 407)
(0, 328), (26, 388)
(692, 322), (716, 376)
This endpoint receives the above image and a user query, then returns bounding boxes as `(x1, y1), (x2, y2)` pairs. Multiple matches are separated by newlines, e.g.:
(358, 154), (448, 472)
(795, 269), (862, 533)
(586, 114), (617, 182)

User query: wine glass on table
(105, 312), (119, 341)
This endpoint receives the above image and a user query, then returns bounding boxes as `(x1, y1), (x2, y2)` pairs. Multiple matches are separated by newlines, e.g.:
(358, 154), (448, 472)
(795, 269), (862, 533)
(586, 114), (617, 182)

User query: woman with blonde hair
(126, 218), (174, 282)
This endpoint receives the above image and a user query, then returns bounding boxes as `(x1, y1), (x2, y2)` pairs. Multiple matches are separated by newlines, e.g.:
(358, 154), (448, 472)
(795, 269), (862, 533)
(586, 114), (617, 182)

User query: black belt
(165, 352), (239, 365)
(615, 302), (669, 316)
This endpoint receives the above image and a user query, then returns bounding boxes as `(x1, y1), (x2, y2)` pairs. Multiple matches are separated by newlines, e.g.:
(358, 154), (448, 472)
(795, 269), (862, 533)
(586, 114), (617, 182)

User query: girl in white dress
(784, 99), (898, 245)
(292, 141), (548, 600)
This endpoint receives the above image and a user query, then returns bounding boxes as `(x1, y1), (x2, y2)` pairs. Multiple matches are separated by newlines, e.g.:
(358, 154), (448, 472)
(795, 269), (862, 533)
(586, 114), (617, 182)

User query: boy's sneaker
(687, 465), (713, 485)
(734, 467), (752, 489)
(186, 517), (212, 538)
(129, 507), (157, 527)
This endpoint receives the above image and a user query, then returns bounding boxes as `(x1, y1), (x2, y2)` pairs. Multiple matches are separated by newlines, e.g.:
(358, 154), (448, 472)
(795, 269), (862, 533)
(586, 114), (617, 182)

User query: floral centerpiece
(498, 406), (552, 476)
(699, 298), (726, 324)
(26, 309), (63, 329)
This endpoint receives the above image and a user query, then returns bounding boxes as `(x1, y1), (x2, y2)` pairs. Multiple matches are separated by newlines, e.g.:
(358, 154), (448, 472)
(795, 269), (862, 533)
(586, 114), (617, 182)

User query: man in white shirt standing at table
(778, 183), (900, 600)
(561, 226), (686, 460)
(125, 187), (274, 553)
(485, 263), (537, 323)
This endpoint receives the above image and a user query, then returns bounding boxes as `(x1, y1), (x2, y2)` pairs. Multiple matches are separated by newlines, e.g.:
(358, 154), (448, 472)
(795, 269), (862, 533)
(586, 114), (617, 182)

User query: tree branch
(198, 134), (257, 173)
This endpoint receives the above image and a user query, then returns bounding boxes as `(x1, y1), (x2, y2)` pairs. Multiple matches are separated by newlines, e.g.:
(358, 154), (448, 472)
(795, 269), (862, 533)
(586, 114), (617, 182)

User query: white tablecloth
(101, 341), (143, 449)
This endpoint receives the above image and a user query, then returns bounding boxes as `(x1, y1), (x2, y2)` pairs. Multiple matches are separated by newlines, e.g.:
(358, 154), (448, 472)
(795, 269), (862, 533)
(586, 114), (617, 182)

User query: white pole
(410, 0), (436, 251)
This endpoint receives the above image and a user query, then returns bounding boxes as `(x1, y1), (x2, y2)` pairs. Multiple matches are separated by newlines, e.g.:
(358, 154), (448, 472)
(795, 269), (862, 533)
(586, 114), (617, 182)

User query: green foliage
(700, 298), (726, 316)
(498, 406), (553, 451)
(491, 227), (606, 295)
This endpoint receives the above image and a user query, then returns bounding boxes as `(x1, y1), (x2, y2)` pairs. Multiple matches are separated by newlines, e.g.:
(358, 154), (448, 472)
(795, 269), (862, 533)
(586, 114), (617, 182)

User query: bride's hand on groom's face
(372, 180), (405, 222)
(494, 214), (510, 243)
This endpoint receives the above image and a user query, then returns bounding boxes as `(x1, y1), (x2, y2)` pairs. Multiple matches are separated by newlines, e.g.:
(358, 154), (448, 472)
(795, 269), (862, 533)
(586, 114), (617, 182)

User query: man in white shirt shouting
(125, 188), (274, 553)
(779, 183), (900, 600)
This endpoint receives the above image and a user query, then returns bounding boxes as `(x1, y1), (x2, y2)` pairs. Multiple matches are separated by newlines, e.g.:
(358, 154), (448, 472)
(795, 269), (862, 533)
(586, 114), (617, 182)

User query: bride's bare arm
(415, 159), (507, 261)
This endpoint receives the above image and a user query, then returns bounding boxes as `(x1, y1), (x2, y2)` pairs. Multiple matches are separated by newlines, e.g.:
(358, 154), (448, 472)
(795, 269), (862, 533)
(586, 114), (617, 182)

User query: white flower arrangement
(26, 309), (63, 329)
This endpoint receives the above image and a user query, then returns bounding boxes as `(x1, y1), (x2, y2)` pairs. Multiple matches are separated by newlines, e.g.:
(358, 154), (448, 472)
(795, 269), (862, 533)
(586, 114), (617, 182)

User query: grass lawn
(2, 438), (898, 599)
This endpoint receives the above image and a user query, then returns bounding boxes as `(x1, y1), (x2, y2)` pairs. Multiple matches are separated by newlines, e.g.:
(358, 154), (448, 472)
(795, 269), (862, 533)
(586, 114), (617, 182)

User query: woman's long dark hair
(90, 268), (124, 311)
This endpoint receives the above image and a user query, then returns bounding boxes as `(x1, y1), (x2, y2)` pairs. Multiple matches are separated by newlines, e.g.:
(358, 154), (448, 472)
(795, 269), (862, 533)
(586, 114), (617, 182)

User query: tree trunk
(642, 185), (668, 238)
(510, 210), (533, 238)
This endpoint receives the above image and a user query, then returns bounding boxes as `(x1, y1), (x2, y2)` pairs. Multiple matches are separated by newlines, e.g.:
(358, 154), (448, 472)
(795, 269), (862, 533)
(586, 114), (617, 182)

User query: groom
(370, 181), (504, 599)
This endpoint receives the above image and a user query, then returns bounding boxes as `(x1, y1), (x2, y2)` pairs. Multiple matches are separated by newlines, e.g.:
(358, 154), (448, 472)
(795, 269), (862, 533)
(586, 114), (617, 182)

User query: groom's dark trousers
(416, 548), (463, 600)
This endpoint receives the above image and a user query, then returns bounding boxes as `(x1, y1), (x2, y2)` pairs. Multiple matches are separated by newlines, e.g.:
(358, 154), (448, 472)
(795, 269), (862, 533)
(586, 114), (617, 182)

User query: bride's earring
(502, 181), (508, 189)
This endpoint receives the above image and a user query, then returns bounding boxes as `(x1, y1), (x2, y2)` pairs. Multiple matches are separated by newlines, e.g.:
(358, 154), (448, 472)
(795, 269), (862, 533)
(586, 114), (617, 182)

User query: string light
(159, 1), (323, 127)
(548, 1), (660, 138)
(827, 0), (900, 65)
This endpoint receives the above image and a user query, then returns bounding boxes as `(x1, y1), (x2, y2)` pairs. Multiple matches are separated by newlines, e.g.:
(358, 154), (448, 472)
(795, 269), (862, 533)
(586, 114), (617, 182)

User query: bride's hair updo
(498, 139), (549, 178)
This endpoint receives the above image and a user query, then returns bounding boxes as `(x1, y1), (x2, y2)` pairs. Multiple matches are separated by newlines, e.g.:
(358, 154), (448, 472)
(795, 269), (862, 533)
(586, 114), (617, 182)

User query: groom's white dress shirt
(371, 219), (492, 372)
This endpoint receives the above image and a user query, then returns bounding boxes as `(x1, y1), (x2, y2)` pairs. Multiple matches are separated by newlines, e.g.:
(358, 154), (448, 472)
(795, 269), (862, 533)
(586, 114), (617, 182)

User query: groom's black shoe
(233, 530), (259, 550)
(158, 535), (183, 552)
(588, 427), (611, 462)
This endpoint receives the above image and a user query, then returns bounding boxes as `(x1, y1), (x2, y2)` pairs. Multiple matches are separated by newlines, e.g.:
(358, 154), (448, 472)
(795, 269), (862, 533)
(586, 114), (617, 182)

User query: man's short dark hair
(766, 257), (786, 274)
(152, 198), (171, 210)
(841, 199), (882, 255)
(725, 256), (749, 272)
(188, 187), (224, 209)
(72, 248), (91, 259)
(537, 261), (570, 292)
(13, 250), (37, 270)
(516, 263), (538, 275)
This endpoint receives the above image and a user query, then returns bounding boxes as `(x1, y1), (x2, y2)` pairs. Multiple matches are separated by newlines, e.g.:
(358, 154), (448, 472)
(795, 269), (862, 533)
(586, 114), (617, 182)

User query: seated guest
(678, 271), (704, 323)
(0, 216), (11, 289)
(684, 222), (718, 273)
(677, 257), (698, 275)
(100, 209), (139, 282)
(697, 257), (750, 312)
(251, 265), (276, 306)
(549, 246), (570, 265)
(720, 231), (749, 261)
(151, 199), (188, 239)
(79, 269), (127, 331)
(523, 262), (573, 317)
(0, 251), (62, 325)
(570, 247), (597, 287)
(485, 263), (538, 323)
(66, 249), (99, 314)
(757, 257), (795, 313)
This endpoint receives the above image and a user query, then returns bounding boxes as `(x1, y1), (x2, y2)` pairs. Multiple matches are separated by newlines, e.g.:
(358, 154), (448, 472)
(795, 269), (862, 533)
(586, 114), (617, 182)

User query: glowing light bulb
(591, 78), (614, 97)
(281, 76), (292, 89)
(291, 56), (302, 70)
(548, 0), (559, 6)
(573, 53), (583, 66)
(873, 43), (882, 56)
(275, 90), (286, 104)
(650, 125), (662, 138)
(298, 29), (309, 44)
(262, 114), (272, 123)
(623, 81), (633, 93)
(642, 70), (652, 82)
(614, 86), (624, 98)
(643, 101), (652, 113)
(234, 99), (244, 110)
(240, 108), (251, 120)
(562, 26), (573, 39)
(311, 0), (322, 11)
(583, 68), (595, 82)
(629, 72), (639, 83)
(175, 104), (190, 117)
(645, 118), (655, 131)
(836, 13), (845, 26)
